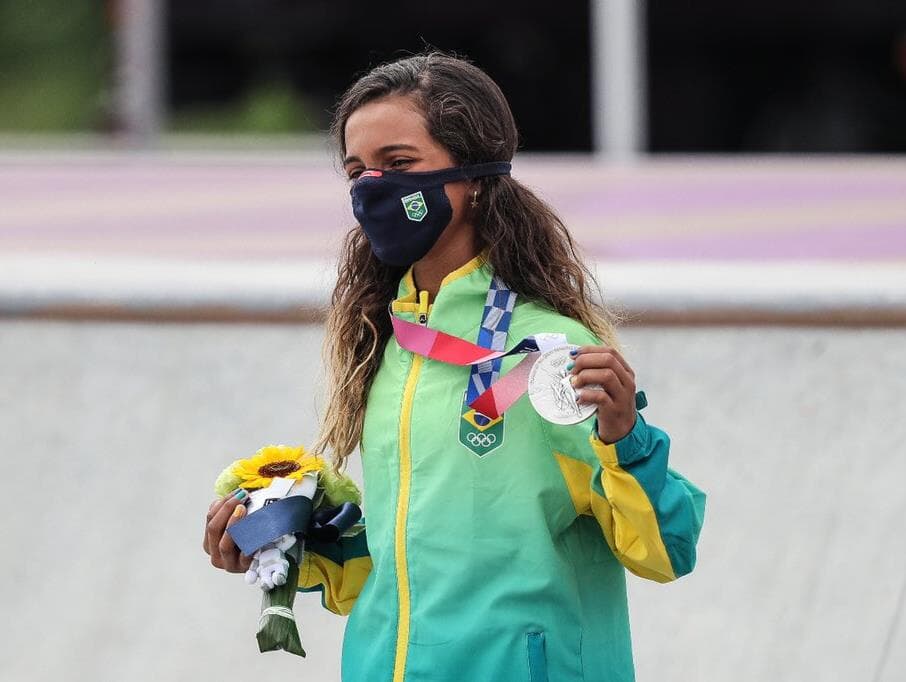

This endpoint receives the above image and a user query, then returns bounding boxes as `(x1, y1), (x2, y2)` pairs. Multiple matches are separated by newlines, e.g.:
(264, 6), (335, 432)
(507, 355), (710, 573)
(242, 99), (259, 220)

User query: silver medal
(527, 345), (599, 425)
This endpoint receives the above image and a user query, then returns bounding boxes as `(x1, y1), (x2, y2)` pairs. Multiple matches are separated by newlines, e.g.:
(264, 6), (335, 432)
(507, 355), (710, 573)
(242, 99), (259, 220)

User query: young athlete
(205, 51), (706, 682)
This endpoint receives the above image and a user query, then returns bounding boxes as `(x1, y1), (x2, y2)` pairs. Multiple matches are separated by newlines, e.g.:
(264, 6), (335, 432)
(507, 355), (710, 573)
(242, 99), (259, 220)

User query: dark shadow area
(647, 0), (906, 152)
(166, 0), (593, 151)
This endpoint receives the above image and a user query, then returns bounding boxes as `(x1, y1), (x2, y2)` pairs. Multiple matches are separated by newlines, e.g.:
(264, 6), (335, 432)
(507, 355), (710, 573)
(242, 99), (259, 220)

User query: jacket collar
(390, 252), (490, 316)
(389, 252), (494, 338)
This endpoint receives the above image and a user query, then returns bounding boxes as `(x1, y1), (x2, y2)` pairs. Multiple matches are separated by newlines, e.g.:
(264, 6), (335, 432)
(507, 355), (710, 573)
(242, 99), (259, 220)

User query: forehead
(344, 95), (433, 156)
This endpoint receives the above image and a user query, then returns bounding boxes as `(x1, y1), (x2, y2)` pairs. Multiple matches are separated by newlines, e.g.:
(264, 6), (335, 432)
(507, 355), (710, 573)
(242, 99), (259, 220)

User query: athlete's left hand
(567, 346), (637, 444)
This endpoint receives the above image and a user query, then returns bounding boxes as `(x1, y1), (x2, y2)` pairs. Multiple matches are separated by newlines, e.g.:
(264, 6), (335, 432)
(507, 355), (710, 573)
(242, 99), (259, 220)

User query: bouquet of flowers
(214, 444), (363, 657)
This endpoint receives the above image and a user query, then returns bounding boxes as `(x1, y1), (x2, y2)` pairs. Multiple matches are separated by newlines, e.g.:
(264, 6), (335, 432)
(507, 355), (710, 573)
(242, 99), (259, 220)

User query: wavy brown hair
(313, 51), (621, 471)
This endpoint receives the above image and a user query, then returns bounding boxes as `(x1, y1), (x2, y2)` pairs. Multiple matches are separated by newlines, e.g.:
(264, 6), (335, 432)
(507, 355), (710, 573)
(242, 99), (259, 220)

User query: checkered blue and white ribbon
(467, 275), (517, 425)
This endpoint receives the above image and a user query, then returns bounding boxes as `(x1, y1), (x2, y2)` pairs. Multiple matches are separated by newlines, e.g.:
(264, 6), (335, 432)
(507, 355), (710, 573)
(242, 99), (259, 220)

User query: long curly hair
(313, 51), (621, 471)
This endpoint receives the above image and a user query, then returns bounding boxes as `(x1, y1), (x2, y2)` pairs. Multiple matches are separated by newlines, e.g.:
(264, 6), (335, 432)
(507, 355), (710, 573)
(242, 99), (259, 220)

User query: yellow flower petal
(230, 444), (324, 490)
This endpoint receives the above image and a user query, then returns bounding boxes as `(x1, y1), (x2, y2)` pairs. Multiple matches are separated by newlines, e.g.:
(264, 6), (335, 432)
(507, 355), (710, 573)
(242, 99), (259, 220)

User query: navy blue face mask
(350, 161), (512, 267)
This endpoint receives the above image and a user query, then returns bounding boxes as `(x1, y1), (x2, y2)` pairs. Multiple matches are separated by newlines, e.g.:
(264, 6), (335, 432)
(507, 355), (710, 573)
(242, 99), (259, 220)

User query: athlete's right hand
(204, 490), (254, 573)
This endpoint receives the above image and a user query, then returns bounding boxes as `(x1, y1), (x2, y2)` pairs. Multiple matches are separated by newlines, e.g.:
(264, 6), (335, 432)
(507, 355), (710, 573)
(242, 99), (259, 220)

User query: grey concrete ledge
(1, 255), (905, 326)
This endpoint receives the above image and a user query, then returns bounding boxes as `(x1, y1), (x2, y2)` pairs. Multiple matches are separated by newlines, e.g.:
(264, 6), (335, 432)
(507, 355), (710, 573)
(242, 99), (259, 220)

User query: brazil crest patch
(459, 392), (505, 457)
(401, 191), (427, 222)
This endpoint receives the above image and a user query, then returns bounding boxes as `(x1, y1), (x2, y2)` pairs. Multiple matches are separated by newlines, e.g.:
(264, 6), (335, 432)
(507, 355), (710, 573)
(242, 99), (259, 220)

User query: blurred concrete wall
(0, 321), (903, 682)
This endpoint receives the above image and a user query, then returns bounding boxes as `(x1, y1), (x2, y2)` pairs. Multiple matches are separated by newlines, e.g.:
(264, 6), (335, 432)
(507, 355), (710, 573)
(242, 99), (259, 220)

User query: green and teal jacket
(299, 255), (706, 682)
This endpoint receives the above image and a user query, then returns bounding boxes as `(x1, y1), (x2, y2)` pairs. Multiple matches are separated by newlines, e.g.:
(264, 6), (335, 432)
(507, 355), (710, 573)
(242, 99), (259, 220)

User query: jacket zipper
(392, 289), (430, 681)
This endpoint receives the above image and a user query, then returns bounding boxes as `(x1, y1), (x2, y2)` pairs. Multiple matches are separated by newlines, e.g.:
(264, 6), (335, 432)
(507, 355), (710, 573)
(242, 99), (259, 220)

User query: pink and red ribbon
(391, 314), (553, 420)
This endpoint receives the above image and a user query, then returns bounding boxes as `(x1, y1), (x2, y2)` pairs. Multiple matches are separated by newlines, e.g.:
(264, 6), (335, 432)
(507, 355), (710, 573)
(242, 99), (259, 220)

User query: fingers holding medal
(568, 346), (637, 444)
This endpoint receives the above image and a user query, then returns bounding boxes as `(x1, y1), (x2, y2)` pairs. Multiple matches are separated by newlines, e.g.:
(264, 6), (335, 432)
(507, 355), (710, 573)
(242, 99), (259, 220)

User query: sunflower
(230, 444), (324, 490)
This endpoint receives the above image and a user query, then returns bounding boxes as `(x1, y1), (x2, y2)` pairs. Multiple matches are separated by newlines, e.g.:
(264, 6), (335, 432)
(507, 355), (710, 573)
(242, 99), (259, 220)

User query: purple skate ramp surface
(2, 153), (904, 262)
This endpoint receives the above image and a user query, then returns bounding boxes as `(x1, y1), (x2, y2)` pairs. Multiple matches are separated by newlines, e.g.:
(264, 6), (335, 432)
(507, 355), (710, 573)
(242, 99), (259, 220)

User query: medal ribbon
(391, 308), (650, 421)
(467, 275), (518, 424)
(391, 312), (568, 419)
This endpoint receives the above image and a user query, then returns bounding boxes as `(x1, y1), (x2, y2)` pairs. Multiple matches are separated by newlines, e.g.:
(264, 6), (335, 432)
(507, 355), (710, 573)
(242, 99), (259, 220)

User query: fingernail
(234, 489), (247, 500)
(569, 349), (578, 356)
(566, 361), (575, 371)
(570, 375), (578, 386)
(232, 505), (246, 519)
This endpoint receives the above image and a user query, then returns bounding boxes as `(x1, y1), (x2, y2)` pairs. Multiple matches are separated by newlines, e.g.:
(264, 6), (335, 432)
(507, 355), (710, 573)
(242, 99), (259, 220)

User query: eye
(389, 158), (413, 170)
(347, 168), (364, 181)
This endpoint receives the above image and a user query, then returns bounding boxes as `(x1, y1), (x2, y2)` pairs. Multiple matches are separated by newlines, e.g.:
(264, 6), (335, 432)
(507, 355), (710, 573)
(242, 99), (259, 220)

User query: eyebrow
(343, 144), (420, 166)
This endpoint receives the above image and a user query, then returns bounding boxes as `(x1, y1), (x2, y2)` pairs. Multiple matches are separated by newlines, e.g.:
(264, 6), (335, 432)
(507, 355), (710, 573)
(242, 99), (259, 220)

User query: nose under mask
(350, 161), (512, 267)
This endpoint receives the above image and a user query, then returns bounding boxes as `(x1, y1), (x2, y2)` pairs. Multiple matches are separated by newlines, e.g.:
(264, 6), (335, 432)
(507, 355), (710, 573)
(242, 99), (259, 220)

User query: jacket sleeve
(544, 410), (706, 583)
(296, 523), (372, 615)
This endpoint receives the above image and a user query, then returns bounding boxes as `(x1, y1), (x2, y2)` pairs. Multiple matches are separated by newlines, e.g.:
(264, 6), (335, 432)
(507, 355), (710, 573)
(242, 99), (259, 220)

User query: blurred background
(1, 1), (905, 681)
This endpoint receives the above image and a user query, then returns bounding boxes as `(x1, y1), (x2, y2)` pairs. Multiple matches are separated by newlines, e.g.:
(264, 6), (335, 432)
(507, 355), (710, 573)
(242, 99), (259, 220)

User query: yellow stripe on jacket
(552, 413), (705, 584)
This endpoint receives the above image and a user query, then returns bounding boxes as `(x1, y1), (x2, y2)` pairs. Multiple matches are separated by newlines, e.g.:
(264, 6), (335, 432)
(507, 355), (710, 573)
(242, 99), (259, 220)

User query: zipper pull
(417, 290), (430, 326)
